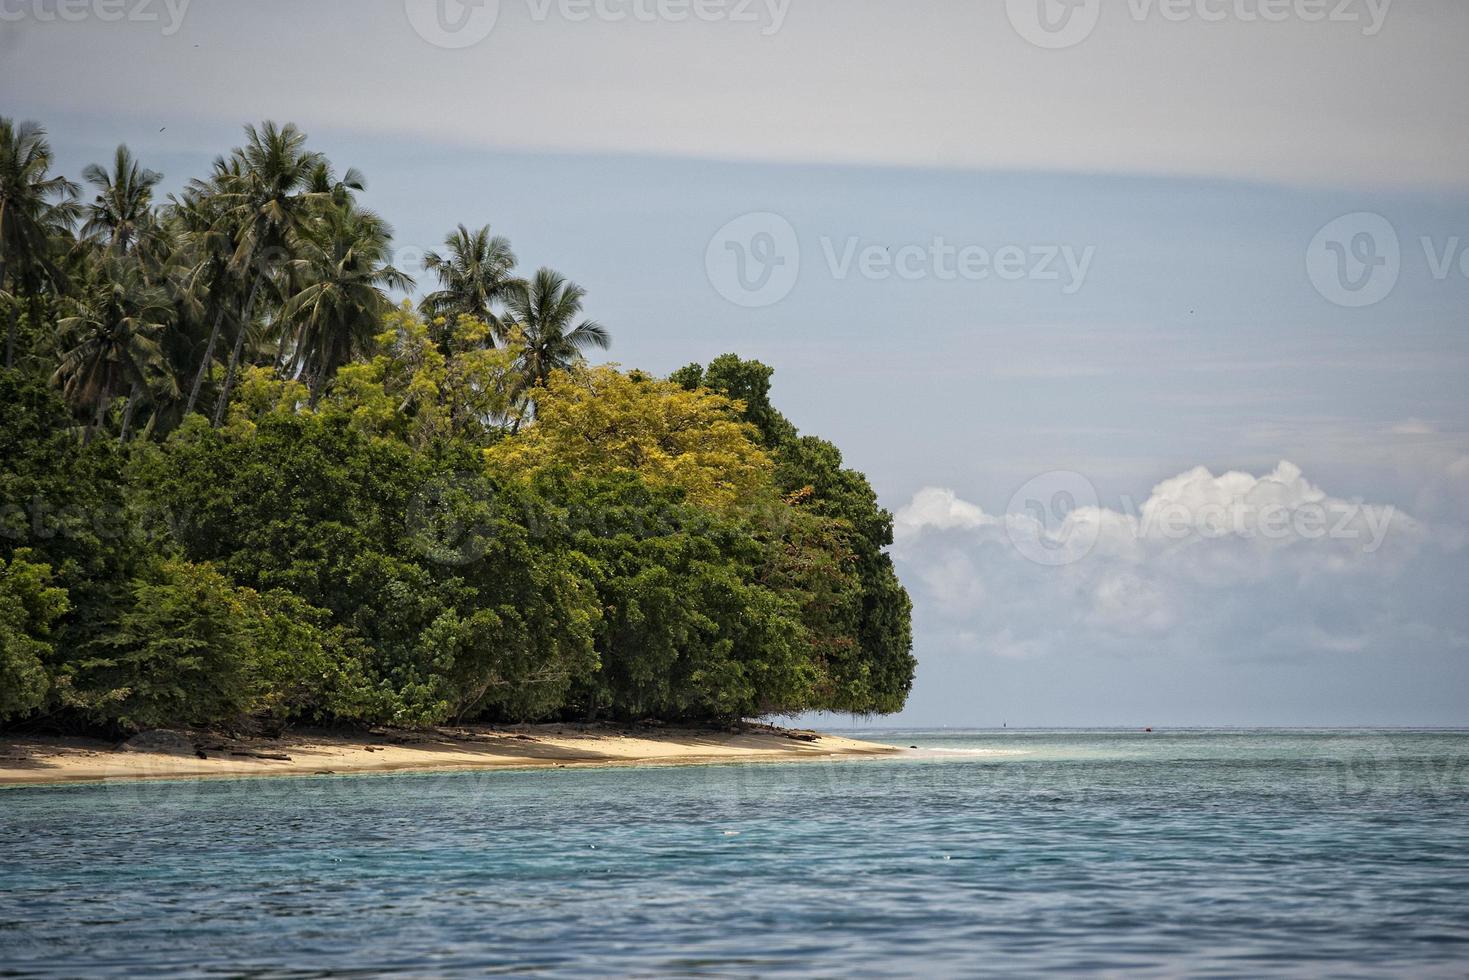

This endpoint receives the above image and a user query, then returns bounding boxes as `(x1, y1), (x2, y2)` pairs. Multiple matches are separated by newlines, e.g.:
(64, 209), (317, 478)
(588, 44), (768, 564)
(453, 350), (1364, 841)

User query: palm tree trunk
(510, 395), (532, 435)
(211, 314), (249, 427)
(1, 254), (12, 369)
(212, 274), (264, 427)
(307, 366), (325, 408)
(84, 396), (106, 446)
(119, 381), (141, 443)
(184, 304), (227, 417)
(276, 324), (298, 378)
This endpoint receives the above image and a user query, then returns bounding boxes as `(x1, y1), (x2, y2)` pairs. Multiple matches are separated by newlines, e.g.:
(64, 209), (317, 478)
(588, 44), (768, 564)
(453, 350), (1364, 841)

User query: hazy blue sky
(5, 0), (1468, 725)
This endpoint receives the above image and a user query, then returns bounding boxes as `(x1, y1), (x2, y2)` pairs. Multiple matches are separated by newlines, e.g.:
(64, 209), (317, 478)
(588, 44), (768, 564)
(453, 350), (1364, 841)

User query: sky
(4, 0), (1468, 726)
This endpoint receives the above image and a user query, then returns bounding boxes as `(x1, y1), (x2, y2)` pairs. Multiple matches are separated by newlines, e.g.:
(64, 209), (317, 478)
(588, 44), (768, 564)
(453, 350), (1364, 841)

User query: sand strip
(0, 724), (897, 787)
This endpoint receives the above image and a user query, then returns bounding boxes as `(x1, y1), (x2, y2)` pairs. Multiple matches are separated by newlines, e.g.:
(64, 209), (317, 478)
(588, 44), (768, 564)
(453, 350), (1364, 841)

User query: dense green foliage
(673, 356), (914, 713)
(0, 550), (68, 718)
(0, 117), (914, 733)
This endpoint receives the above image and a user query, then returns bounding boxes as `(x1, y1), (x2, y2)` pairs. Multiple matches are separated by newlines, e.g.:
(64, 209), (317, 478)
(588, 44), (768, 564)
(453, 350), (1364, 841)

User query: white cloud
(899, 461), (1412, 560)
(892, 461), (1462, 666)
(894, 487), (992, 535)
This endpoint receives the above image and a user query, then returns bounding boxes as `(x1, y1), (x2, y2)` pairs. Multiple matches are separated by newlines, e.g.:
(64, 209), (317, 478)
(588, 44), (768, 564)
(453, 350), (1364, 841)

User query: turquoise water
(2, 729), (1467, 977)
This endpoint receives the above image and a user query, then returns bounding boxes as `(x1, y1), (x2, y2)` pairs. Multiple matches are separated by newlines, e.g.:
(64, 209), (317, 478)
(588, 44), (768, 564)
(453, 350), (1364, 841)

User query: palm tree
(206, 121), (348, 425)
(505, 267), (610, 412)
(133, 204), (219, 435)
(306, 158), (366, 207)
(270, 160), (369, 376)
(281, 204), (412, 403)
(79, 145), (162, 254)
(53, 255), (171, 441)
(173, 157), (243, 417)
(0, 117), (79, 367)
(419, 224), (523, 347)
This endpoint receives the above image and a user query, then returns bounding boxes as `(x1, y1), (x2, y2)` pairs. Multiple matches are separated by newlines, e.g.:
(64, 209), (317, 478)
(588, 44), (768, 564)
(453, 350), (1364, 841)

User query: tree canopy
(0, 116), (914, 734)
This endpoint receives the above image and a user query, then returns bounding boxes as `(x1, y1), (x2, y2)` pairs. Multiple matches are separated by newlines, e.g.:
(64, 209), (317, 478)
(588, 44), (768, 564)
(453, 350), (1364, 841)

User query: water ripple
(2, 729), (1467, 976)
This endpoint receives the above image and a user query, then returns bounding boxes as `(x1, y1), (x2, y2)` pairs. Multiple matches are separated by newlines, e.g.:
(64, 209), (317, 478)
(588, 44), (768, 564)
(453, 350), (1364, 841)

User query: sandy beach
(0, 724), (897, 787)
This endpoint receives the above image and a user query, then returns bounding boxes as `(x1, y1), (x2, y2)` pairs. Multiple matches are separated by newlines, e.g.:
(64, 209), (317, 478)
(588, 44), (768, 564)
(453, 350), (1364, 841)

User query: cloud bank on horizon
(891, 459), (1467, 686)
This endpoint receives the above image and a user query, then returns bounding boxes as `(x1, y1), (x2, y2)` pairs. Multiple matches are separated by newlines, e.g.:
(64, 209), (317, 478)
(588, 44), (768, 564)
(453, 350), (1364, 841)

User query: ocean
(2, 729), (1467, 976)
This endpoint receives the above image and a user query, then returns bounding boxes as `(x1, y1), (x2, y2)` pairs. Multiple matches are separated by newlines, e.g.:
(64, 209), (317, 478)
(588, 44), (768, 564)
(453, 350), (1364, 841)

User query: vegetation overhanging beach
(0, 118), (915, 742)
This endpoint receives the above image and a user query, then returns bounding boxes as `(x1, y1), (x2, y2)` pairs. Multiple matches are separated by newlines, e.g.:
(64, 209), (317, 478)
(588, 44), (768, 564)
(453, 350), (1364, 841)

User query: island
(1, 118), (915, 754)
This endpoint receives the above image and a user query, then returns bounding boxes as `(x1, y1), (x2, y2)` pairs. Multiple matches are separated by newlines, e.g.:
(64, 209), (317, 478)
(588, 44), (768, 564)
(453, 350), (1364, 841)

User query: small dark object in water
(910, 745), (919, 749)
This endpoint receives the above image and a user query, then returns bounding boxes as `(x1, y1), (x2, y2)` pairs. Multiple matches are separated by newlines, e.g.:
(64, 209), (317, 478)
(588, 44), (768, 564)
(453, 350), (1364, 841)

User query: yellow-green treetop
(486, 365), (774, 512)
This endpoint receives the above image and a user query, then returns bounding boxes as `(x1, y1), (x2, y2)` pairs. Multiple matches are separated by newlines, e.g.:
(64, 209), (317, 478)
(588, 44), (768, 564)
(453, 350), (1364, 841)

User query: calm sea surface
(2, 729), (1467, 977)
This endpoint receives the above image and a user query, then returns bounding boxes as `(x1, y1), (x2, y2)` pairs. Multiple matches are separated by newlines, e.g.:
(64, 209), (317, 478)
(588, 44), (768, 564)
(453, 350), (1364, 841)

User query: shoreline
(0, 723), (899, 788)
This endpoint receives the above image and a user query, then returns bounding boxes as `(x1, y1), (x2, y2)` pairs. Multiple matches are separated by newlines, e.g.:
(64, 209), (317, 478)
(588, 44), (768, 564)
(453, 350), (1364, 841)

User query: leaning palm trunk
(119, 381), (142, 443)
(308, 366), (326, 408)
(183, 304), (227, 417)
(212, 273), (263, 427)
(84, 395), (107, 445)
(509, 385), (537, 434)
(1, 254), (11, 368)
